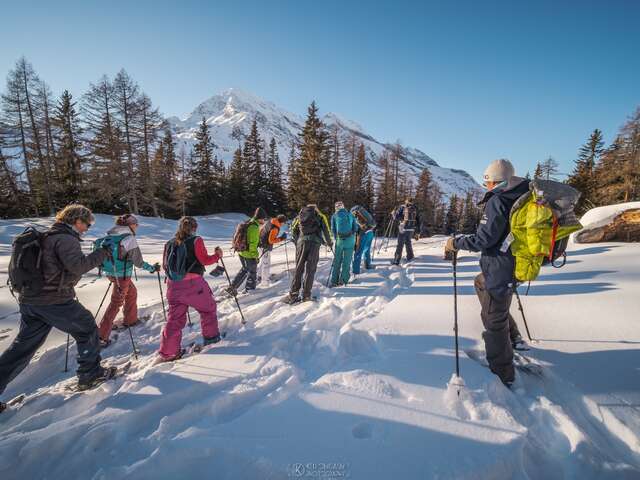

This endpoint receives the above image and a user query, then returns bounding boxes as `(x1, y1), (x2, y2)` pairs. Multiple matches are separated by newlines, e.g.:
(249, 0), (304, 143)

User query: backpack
(163, 237), (197, 281)
(259, 221), (276, 249)
(299, 206), (321, 235)
(334, 210), (354, 239)
(351, 206), (376, 230)
(509, 180), (583, 282)
(403, 204), (417, 225)
(232, 221), (251, 252)
(93, 233), (131, 277)
(7, 227), (50, 297)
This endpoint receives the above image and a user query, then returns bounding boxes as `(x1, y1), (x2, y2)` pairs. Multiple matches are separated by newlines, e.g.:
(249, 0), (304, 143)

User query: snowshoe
(301, 295), (317, 303)
(76, 365), (119, 392)
(99, 338), (114, 349)
(0, 401), (6, 414)
(203, 332), (226, 346)
(282, 294), (301, 305)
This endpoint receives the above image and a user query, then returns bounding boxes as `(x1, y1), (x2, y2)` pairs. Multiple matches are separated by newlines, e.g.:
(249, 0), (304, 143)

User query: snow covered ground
(0, 214), (639, 479)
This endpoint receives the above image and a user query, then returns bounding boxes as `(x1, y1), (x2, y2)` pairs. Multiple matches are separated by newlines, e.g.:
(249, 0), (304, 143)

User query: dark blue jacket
(454, 179), (530, 296)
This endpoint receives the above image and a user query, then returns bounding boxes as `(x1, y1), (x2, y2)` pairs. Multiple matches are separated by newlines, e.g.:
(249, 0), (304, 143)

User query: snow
(169, 88), (482, 198)
(0, 215), (639, 479)
(578, 201), (640, 231)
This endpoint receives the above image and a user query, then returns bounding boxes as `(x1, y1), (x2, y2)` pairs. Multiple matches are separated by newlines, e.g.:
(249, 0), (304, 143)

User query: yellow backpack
(509, 180), (583, 282)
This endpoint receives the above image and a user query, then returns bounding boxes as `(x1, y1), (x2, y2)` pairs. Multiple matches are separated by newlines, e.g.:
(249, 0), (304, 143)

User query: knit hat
(483, 159), (515, 185)
(335, 201), (345, 210)
(253, 207), (267, 220)
(116, 214), (139, 227)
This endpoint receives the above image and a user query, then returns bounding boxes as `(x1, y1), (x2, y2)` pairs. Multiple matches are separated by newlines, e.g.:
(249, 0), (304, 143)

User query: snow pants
(231, 256), (258, 291)
(0, 300), (101, 395)
(257, 249), (271, 283)
(159, 276), (219, 359)
(474, 273), (521, 384)
(353, 230), (374, 274)
(331, 235), (355, 285)
(99, 277), (138, 341)
(394, 230), (414, 263)
(290, 241), (320, 299)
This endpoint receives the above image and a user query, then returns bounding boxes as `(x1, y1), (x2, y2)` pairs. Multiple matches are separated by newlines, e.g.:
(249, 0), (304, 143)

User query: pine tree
(151, 128), (180, 217)
(567, 129), (604, 214)
(415, 168), (441, 235)
(188, 117), (216, 214)
(460, 192), (479, 233)
(286, 142), (305, 212)
(351, 143), (371, 207)
(297, 101), (329, 212)
(138, 94), (163, 215)
(533, 163), (543, 179)
(265, 137), (287, 213)
(52, 90), (83, 203)
(242, 117), (265, 210)
(539, 156), (560, 181)
(444, 194), (460, 235)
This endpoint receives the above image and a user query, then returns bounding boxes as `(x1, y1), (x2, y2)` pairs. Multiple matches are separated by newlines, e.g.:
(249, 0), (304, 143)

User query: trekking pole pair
(220, 257), (247, 325)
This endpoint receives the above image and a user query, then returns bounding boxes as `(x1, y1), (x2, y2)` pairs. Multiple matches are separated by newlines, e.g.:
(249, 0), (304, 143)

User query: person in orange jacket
(257, 214), (287, 285)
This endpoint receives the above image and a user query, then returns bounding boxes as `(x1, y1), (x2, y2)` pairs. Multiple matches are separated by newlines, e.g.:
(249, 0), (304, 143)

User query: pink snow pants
(159, 276), (219, 359)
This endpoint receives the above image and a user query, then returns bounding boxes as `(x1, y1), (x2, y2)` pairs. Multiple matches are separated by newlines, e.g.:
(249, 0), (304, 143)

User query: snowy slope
(0, 216), (639, 479)
(578, 201), (640, 231)
(168, 88), (481, 198)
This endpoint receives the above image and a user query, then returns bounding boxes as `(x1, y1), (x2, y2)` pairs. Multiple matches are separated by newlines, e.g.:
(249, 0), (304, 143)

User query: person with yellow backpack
(445, 159), (581, 388)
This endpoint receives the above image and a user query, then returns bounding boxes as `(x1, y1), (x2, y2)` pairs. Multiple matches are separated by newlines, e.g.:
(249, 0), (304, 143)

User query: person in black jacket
(392, 198), (421, 265)
(445, 159), (529, 387)
(0, 204), (112, 403)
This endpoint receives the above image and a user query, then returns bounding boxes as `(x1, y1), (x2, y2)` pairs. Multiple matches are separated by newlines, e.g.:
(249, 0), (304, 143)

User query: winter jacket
(259, 218), (285, 251)
(331, 208), (358, 240)
(239, 218), (260, 259)
(103, 225), (154, 277)
(20, 222), (107, 306)
(291, 209), (333, 246)
(395, 203), (421, 232)
(454, 178), (531, 296)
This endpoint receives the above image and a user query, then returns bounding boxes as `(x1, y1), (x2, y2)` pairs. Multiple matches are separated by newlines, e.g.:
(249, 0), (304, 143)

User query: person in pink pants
(158, 216), (223, 361)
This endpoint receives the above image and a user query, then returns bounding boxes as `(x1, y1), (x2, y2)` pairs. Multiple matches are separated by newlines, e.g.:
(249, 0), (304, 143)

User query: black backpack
(259, 221), (276, 249)
(403, 204), (417, 225)
(299, 207), (321, 235)
(7, 227), (61, 297)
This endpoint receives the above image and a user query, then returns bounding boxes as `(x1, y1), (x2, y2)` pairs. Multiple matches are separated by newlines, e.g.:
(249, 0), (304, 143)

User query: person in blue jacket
(351, 205), (377, 274)
(445, 159), (529, 388)
(330, 201), (358, 286)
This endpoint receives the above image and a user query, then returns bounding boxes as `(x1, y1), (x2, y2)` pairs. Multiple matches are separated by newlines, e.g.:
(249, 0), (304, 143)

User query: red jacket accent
(194, 237), (220, 266)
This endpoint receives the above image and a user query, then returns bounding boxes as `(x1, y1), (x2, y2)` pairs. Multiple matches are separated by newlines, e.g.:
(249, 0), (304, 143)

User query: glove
(215, 246), (223, 258)
(413, 232), (420, 241)
(147, 262), (161, 273)
(444, 237), (458, 260)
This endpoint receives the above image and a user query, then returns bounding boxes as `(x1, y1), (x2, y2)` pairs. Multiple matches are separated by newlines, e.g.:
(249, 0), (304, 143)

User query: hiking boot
(512, 335), (529, 351)
(0, 401), (7, 413)
(99, 338), (113, 349)
(203, 334), (222, 346)
(365, 265), (376, 270)
(77, 365), (118, 391)
(282, 294), (300, 304)
(113, 320), (140, 332)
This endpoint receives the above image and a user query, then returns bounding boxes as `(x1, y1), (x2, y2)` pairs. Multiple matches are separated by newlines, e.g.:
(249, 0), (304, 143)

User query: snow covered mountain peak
(168, 88), (481, 197)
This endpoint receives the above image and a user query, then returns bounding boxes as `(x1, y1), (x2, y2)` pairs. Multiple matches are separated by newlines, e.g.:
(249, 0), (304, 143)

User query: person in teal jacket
(330, 201), (358, 287)
(227, 207), (267, 294)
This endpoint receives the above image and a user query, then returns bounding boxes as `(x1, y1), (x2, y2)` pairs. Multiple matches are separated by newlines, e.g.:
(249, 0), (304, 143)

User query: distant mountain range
(167, 88), (481, 197)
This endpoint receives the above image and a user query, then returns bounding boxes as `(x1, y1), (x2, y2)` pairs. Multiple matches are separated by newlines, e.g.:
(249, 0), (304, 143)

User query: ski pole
(94, 282), (113, 320)
(326, 255), (335, 287)
(220, 257), (247, 325)
(452, 250), (461, 381)
(187, 309), (193, 327)
(64, 334), (70, 373)
(127, 324), (139, 359)
(156, 271), (168, 323)
(513, 284), (533, 341)
(284, 239), (291, 278)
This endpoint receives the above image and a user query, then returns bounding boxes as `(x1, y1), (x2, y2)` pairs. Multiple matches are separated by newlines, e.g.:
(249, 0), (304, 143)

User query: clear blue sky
(1, 0), (639, 182)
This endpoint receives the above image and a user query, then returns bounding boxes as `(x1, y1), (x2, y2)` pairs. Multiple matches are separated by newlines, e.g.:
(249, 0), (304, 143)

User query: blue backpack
(93, 234), (131, 277)
(334, 210), (354, 239)
(164, 237), (197, 281)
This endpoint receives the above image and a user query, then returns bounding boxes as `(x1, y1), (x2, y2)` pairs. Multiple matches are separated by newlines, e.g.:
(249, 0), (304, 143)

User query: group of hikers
(0, 157), (581, 411)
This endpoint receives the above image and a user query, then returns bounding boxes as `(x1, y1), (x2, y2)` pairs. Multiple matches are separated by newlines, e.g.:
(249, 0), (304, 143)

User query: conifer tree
(52, 90), (83, 203)
(444, 194), (460, 234)
(567, 129), (604, 214)
(188, 117), (216, 214)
